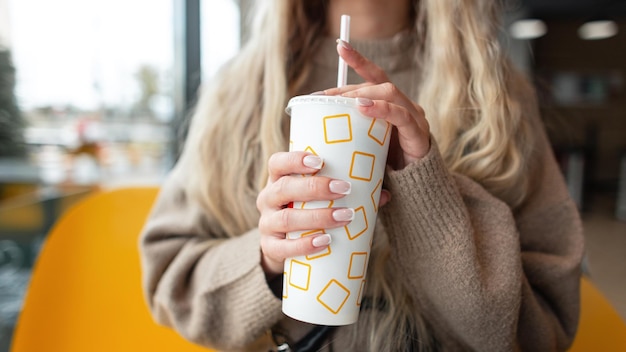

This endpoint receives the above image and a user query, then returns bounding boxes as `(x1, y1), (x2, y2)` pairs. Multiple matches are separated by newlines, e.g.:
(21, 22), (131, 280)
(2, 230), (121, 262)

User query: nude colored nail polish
(356, 97), (374, 107)
(333, 208), (355, 222)
(336, 38), (353, 51)
(329, 180), (351, 195)
(303, 155), (323, 169)
(312, 234), (331, 247)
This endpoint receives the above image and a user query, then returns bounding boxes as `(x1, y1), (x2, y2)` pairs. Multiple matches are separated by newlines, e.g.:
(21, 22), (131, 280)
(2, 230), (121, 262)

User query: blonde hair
(183, 0), (535, 350)
(417, 0), (534, 207)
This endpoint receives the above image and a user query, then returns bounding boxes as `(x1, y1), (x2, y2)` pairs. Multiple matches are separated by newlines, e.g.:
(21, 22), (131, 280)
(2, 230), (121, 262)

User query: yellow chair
(10, 187), (213, 352)
(569, 276), (626, 351)
(12, 187), (624, 352)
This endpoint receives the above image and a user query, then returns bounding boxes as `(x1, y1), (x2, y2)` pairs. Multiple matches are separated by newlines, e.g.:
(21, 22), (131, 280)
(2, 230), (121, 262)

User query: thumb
(379, 189), (392, 208)
(260, 233), (332, 274)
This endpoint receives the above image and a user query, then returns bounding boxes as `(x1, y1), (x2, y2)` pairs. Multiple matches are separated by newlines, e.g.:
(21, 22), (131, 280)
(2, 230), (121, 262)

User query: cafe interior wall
(531, 19), (626, 200)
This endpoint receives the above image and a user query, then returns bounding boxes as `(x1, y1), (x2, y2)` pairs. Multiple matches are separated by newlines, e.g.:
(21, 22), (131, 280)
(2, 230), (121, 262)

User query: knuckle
(413, 103), (425, 116)
(256, 193), (264, 211)
(279, 209), (293, 229)
(402, 107), (413, 124)
(381, 100), (393, 115)
(259, 233), (270, 248)
(382, 82), (397, 95)
(287, 151), (302, 166)
(267, 151), (302, 174)
(267, 152), (281, 170)
(275, 176), (289, 195)
(306, 177), (324, 194)
(306, 208), (322, 225)
(258, 214), (270, 232)
(256, 185), (273, 211)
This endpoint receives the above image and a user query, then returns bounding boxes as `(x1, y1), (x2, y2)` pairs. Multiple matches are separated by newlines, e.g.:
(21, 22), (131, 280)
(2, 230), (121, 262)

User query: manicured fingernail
(329, 180), (351, 194)
(336, 38), (353, 51)
(303, 155), (323, 169)
(356, 97), (374, 107)
(312, 234), (332, 247)
(310, 91), (326, 95)
(333, 208), (355, 222)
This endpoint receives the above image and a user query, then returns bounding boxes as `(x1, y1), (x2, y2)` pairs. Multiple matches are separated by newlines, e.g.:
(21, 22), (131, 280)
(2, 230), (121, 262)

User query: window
(0, 1), (243, 348)
(201, 0), (240, 81)
(5, 0), (175, 186)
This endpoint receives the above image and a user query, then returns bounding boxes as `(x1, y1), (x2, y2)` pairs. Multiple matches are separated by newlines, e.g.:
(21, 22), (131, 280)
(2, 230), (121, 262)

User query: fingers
(258, 150), (355, 276)
(379, 189), (392, 208)
(259, 205), (354, 276)
(259, 207), (355, 234)
(263, 233), (332, 259)
(323, 82), (373, 97)
(361, 95), (427, 139)
(267, 151), (323, 183)
(316, 41), (391, 97)
(336, 39), (389, 84)
(258, 176), (351, 212)
(343, 82), (421, 120)
(261, 232), (332, 276)
(314, 40), (430, 154)
(360, 97), (430, 163)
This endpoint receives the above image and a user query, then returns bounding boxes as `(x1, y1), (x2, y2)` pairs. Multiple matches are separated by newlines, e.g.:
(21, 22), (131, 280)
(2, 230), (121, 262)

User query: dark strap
(272, 325), (336, 352)
(293, 325), (336, 352)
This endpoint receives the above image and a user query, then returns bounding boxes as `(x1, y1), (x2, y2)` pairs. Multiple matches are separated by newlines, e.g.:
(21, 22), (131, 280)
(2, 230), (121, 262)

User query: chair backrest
(569, 276), (626, 351)
(10, 187), (211, 352)
(14, 187), (623, 351)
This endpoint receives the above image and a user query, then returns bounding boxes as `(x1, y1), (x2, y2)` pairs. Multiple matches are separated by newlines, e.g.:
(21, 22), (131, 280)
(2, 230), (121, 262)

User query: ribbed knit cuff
(195, 229), (283, 344)
(380, 140), (472, 255)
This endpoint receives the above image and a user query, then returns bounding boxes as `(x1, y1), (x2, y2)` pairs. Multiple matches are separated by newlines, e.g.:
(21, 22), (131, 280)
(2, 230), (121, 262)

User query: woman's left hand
(323, 39), (430, 170)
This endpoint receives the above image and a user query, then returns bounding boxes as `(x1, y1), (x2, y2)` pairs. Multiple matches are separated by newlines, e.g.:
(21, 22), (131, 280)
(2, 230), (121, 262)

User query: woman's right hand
(256, 151), (355, 277)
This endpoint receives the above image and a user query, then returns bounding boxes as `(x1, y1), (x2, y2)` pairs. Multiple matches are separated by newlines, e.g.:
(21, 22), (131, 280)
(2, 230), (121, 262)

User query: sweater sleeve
(379, 132), (584, 351)
(138, 155), (283, 351)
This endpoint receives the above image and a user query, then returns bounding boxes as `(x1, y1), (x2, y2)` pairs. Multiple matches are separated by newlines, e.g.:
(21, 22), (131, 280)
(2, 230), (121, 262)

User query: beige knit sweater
(139, 32), (584, 351)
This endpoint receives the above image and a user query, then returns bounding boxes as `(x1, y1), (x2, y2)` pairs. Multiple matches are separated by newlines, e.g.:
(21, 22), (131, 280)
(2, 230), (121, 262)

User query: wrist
(260, 252), (282, 280)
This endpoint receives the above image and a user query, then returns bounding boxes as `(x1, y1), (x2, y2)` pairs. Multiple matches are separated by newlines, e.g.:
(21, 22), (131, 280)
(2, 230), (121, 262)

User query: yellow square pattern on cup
(345, 206), (368, 240)
(323, 114), (353, 144)
(368, 119), (390, 146)
(357, 280), (366, 306)
(348, 252), (368, 279)
(289, 259), (312, 291)
(349, 151), (376, 181)
(317, 279), (351, 314)
(300, 229), (332, 260)
(282, 271), (288, 299)
(370, 178), (383, 213)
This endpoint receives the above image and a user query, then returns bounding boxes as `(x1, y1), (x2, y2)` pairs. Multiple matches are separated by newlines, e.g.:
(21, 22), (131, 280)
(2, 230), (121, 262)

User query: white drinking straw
(337, 14), (351, 88)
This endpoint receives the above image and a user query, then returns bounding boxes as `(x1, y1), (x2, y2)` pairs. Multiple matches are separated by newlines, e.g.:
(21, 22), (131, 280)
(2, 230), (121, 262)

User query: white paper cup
(282, 95), (391, 326)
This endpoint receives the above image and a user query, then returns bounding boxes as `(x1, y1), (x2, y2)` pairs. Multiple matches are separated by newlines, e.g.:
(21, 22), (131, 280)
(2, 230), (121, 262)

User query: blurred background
(0, 0), (624, 350)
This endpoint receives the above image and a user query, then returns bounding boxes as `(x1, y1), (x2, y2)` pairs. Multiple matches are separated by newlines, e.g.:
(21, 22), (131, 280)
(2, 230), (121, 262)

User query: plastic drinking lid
(285, 95), (357, 115)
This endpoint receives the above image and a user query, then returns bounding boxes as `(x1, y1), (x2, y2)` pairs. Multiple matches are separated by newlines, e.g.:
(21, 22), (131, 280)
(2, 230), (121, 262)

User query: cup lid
(285, 95), (356, 115)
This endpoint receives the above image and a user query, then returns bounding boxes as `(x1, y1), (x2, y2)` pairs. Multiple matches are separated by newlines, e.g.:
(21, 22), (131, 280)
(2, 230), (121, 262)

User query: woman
(139, 0), (584, 350)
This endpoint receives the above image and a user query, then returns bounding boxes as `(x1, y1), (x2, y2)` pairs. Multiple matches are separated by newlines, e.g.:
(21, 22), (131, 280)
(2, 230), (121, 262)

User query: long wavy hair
(183, 0), (536, 350)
